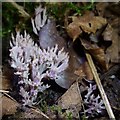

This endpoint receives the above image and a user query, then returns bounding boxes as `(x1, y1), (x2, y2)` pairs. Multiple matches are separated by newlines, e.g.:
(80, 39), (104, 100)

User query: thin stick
(6, 0), (30, 19)
(86, 53), (115, 119)
(30, 106), (51, 120)
(0, 90), (9, 93)
(3, 92), (18, 103)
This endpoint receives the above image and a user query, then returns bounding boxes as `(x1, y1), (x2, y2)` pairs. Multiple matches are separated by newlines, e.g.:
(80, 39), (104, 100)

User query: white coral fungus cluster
(84, 84), (105, 117)
(9, 31), (69, 106)
(31, 5), (47, 35)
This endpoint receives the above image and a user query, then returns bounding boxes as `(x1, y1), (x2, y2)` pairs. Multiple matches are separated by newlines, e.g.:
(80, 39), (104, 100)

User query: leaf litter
(2, 2), (120, 120)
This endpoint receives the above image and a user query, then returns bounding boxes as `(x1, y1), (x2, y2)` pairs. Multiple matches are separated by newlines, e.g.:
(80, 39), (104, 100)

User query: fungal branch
(86, 53), (115, 119)
(9, 30), (69, 106)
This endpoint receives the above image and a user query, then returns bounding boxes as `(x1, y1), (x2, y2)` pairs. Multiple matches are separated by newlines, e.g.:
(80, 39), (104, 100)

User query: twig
(6, 0), (30, 19)
(86, 53), (115, 119)
(3, 92), (18, 103)
(0, 90), (9, 93)
(30, 106), (51, 120)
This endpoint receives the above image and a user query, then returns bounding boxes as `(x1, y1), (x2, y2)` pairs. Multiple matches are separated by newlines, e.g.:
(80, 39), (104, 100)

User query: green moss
(2, 2), (39, 64)
(46, 2), (95, 21)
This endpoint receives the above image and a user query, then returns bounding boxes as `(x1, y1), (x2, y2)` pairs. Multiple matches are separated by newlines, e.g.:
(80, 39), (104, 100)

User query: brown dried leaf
(95, 3), (109, 16)
(101, 65), (120, 111)
(101, 13), (120, 63)
(78, 16), (107, 34)
(1, 95), (19, 116)
(57, 82), (82, 118)
(67, 22), (82, 41)
(102, 23), (119, 63)
(13, 107), (50, 120)
(39, 19), (67, 50)
(67, 12), (107, 40)
(81, 39), (108, 70)
(1, 76), (11, 90)
(103, 24), (113, 41)
(1, 66), (13, 90)
(74, 65), (86, 79)
(39, 20), (83, 89)
(106, 29), (119, 63)
(75, 61), (93, 80)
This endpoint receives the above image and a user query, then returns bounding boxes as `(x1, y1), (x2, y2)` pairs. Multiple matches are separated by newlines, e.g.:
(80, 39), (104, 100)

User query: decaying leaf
(103, 24), (113, 41)
(13, 107), (50, 120)
(1, 95), (19, 116)
(39, 19), (84, 89)
(0, 93), (2, 118)
(67, 11), (107, 41)
(57, 82), (82, 118)
(1, 76), (11, 90)
(102, 23), (119, 63)
(95, 2), (120, 63)
(39, 19), (67, 50)
(101, 65), (120, 112)
(0, 66), (2, 91)
(56, 46), (85, 89)
(106, 29), (119, 63)
(1, 66), (13, 90)
(77, 16), (106, 33)
(81, 39), (108, 70)
(102, 23), (120, 63)
(95, 2), (109, 17)
(67, 22), (82, 41)
(75, 61), (93, 80)
(54, 70), (78, 89)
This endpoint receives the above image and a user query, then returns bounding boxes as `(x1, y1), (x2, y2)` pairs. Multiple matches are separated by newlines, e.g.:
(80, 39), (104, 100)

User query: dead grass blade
(86, 53), (115, 119)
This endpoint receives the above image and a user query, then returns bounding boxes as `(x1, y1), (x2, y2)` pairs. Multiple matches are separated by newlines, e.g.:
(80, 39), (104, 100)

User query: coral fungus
(83, 84), (105, 117)
(9, 31), (69, 106)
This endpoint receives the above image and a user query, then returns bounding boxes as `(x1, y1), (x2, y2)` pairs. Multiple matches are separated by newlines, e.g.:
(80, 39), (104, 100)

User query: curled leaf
(75, 61), (93, 80)
(38, 19), (84, 89)
(67, 22), (82, 41)
(103, 24), (113, 41)
(81, 39), (108, 70)
(58, 82), (82, 118)
(39, 19), (67, 50)
(101, 22), (119, 63)
(2, 95), (19, 116)
(66, 12), (107, 41)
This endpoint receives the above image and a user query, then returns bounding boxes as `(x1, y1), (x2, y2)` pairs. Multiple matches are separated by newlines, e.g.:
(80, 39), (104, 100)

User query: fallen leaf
(77, 16), (107, 33)
(67, 22), (82, 41)
(0, 93), (2, 118)
(101, 64), (120, 111)
(39, 19), (84, 89)
(95, 2), (109, 16)
(81, 39), (108, 70)
(1, 66), (13, 90)
(57, 82), (82, 118)
(106, 3), (120, 16)
(54, 47), (83, 89)
(13, 107), (50, 120)
(1, 95), (19, 116)
(106, 29), (119, 63)
(99, 2), (120, 63)
(103, 24), (113, 41)
(101, 23), (120, 63)
(39, 19), (67, 50)
(1, 76), (11, 90)
(75, 61), (93, 80)
(66, 11), (107, 41)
